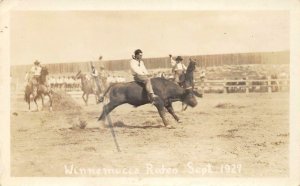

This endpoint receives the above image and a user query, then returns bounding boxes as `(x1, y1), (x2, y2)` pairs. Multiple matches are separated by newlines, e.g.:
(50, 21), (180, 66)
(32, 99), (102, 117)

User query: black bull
(98, 77), (202, 128)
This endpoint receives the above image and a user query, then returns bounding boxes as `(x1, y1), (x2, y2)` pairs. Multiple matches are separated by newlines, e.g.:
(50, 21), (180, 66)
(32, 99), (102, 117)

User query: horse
(24, 67), (53, 111)
(75, 70), (101, 105)
(177, 59), (200, 110)
(97, 59), (202, 129)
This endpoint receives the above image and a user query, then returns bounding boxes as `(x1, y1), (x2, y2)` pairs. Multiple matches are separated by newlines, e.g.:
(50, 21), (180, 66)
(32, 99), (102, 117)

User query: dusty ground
(11, 92), (289, 177)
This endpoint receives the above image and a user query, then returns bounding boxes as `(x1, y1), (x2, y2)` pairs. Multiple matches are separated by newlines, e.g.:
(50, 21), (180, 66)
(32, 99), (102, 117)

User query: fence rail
(195, 78), (290, 94)
(11, 77), (290, 98)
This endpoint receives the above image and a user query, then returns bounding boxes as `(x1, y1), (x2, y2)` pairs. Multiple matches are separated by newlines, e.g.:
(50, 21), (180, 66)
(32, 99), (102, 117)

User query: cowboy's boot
(148, 93), (159, 104)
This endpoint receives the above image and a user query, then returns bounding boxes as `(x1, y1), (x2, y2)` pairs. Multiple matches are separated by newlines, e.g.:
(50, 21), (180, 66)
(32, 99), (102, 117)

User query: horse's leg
(181, 102), (188, 111)
(165, 103), (181, 123)
(28, 100), (31, 111)
(86, 93), (89, 105)
(41, 94), (44, 111)
(34, 96), (39, 111)
(25, 93), (31, 111)
(95, 93), (98, 104)
(46, 93), (53, 111)
(82, 93), (87, 105)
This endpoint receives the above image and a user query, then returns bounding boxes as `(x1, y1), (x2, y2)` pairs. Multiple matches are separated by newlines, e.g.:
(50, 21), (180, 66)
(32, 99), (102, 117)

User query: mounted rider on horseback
(169, 54), (187, 86)
(90, 63), (102, 94)
(29, 60), (42, 97)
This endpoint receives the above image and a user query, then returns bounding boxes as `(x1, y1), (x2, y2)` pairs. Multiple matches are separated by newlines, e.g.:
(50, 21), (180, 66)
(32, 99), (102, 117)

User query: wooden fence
(11, 77), (289, 100)
(196, 78), (290, 94)
(10, 50), (289, 81)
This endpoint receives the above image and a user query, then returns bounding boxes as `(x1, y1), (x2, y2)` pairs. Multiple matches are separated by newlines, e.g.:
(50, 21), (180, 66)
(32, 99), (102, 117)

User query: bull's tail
(97, 84), (114, 103)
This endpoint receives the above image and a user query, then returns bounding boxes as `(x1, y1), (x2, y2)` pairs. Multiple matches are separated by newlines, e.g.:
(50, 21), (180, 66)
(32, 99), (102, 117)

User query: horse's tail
(97, 84), (115, 103)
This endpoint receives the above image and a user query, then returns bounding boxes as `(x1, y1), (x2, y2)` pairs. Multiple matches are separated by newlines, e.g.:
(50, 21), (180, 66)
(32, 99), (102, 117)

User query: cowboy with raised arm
(90, 63), (101, 94)
(130, 49), (158, 103)
(169, 54), (187, 83)
(30, 60), (42, 83)
(99, 65), (108, 88)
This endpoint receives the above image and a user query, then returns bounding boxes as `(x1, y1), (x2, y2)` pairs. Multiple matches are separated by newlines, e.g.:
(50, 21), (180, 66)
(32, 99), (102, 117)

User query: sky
(10, 11), (289, 65)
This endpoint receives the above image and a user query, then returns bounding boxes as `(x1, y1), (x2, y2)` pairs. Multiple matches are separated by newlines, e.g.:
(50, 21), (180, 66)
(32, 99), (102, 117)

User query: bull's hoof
(177, 119), (182, 123)
(165, 125), (175, 129)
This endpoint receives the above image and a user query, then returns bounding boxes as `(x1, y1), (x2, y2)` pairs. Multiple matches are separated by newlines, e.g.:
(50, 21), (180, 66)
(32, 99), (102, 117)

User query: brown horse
(176, 59), (201, 111)
(24, 67), (53, 111)
(75, 70), (101, 105)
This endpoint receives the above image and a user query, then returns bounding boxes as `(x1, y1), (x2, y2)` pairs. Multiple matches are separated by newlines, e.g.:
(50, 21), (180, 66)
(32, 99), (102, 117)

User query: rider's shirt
(173, 62), (187, 72)
(130, 59), (149, 76)
(99, 70), (108, 78)
(30, 65), (42, 76)
(170, 58), (186, 73)
(91, 68), (99, 77)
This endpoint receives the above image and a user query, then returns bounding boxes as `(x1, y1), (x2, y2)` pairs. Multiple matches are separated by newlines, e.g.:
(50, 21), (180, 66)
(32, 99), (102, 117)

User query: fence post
(223, 78), (227, 94)
(245, 77), (249, 94)
(201, 78), (205, 96)
(267, 76), (272, 93)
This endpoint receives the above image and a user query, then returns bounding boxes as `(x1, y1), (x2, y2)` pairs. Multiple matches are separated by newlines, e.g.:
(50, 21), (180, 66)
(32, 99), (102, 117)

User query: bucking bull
(97, 59), (202, 129)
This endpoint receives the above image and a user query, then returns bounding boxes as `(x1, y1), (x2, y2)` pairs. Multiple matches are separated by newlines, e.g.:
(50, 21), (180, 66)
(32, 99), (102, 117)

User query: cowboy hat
(175, 56), (183, 61)
(134, 49), (143, 56)
(34, 60), (40, 65)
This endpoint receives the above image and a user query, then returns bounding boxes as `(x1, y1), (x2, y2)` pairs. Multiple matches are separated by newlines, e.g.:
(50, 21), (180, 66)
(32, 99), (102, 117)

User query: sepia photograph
(1, 0), (300, 185)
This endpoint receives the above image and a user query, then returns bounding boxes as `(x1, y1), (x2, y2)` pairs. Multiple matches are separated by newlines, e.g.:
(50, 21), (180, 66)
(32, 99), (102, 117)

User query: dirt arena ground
(11, 92), (289, 177)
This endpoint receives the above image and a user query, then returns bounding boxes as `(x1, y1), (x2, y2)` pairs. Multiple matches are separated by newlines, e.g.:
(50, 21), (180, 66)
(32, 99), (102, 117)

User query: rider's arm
(170, 57), (176, 67)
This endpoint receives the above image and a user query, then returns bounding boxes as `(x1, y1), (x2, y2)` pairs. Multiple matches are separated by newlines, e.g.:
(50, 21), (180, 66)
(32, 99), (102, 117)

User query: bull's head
(181, 88), (202, 108)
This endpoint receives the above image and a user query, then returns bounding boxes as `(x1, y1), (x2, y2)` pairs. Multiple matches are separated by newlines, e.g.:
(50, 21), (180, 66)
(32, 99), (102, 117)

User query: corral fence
(196, 77), (290, 94)
(11, 77), (289, 100)
(10, 50), (290, 95)
(62, 77), (289, 98)
(11, 50), (289, 81)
